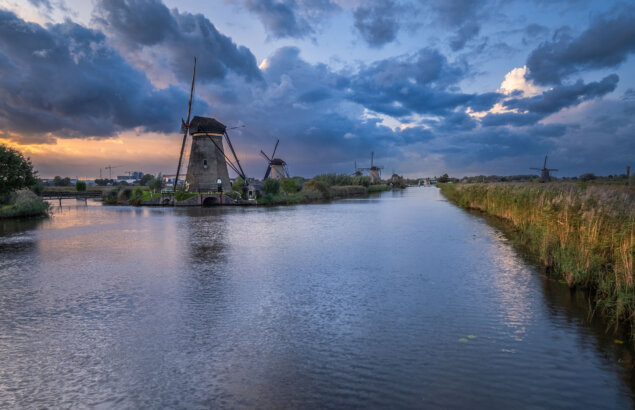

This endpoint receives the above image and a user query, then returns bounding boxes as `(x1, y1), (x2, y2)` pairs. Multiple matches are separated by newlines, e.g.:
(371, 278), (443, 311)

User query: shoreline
(439, 182), (635, 343)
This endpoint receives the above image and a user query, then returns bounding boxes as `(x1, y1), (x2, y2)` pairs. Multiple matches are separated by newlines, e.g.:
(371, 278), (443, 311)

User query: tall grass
(440, 182), (635, 336)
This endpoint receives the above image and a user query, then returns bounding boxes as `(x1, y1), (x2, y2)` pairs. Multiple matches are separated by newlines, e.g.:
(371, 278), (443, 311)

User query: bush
(302, 179), (331, 199)
(102, 188), (119, 205)
(232, 176), (245, 193)
(75, 181), (87, 192)
(0, 190), (49, 218)
(30, 180), (45, 196)
(117, 188), (132, 203)
(281, 178), (299, 194)
(264, 178), (280, 195)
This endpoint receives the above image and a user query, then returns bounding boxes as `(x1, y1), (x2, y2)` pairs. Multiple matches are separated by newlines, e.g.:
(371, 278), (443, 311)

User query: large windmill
(358, 152), (384, 184)
(530, 155), (558, 182)
(173, 58), (247, 193)
(260, 139), (289, 180)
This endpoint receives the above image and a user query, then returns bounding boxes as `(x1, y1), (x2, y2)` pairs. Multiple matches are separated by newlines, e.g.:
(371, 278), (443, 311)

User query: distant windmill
(358, 152), (384, 184)
(530, 155), (558, 182)
(174, 57), (247, 193)
(260, 139), (289, 180)
(352, 161), (362, 176)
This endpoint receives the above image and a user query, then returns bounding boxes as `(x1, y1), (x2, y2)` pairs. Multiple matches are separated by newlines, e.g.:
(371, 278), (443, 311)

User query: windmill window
(203, 159), (208, 168)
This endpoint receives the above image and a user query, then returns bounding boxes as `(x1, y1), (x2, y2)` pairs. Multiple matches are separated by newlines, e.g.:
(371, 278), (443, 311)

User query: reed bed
(440, 182), (635, 336)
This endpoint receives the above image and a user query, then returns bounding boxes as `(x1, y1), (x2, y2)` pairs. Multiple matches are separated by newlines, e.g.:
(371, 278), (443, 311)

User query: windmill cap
(190, 116), (226, 134)
(270, 158), (285, 165)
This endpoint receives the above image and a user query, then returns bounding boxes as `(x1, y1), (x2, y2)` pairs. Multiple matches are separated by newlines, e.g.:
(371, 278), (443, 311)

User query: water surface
(0, 188), (632, 408)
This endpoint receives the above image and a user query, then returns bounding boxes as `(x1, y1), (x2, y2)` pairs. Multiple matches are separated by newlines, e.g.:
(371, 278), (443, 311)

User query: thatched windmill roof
(189, 116), (226, 134)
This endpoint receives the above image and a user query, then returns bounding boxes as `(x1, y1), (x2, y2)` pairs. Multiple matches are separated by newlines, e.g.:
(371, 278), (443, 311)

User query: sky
(0, 0), (634, 179)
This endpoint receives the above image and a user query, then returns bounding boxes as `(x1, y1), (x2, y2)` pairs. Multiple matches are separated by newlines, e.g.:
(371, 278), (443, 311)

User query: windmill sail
(174, 57), (197, 191)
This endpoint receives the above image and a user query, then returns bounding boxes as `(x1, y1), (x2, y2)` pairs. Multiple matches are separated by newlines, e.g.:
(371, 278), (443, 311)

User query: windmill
(260, 139), (289, 180)
(352, 161), (362, 176)
(530, 155), (558, 182)
(104, 165), (122, 179)
(358, 152), (384, 184)
(174, 57), (247, 193)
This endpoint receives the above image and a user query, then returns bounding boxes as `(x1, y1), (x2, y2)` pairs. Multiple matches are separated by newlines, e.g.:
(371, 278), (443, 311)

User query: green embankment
(440, 182), (634, 337)
(0, 190), (49, 219)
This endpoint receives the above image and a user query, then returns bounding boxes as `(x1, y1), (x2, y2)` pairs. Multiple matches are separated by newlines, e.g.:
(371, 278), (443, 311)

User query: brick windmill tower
(173, 58), (247, 193)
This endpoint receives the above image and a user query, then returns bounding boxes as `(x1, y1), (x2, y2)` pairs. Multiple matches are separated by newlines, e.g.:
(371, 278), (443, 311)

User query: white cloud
(498, 66), (542, 97)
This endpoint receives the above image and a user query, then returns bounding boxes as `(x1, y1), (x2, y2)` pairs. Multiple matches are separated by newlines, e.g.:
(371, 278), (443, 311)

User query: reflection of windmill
(104, 165), (122, 179)
(358, 152), (384, 184)
(530, 155), (558, 182)
(260, 139), (289, 180)
(174, 57), (247, 193)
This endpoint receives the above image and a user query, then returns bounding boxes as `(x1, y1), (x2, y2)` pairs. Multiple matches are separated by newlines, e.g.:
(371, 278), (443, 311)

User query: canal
(0, 188), (633, 408)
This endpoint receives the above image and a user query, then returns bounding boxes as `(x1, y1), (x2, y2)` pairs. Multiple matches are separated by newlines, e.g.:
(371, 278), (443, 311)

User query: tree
(0, 145), (37, 199)
(148, 173), (163, 193)
(264, 178), (280, 195)
(438, 173), (450, 183)
(579, 173), (596, 182)
(280, 178), (298, 194)
(139, 173), (154, 186)
(53, 176), (71, 186)
(75, 181), (87, 192)
(232, 176), (245, 192)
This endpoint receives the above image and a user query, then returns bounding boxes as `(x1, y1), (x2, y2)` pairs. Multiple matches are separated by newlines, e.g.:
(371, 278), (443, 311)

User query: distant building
(162, 174), (186, 186)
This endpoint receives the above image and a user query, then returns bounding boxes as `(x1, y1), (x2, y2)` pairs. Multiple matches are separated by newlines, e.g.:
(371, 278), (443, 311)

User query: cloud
(239, 0), (338, 39)
(526, 6), (635, 85)
(0, 10), (203, 142)
(449, 20), (479, 51)
(94, 0), (262, 84)
(498, 66), (542, 97)
(505, 74), (619, 114)
(27, 0), (52, 10)
(353, 0), (402, 48)
(426, 0), (485, 51)
(343, 48), (499, 117)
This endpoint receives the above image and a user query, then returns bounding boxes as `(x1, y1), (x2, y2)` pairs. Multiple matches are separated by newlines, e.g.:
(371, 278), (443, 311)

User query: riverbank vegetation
(0, 145), (49, 219)
(440, 182), (634, 339)
(255, 174), (391, 205)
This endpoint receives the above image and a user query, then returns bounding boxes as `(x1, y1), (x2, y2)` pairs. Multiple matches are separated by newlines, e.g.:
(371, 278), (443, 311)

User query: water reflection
(0, 188), (633, 407)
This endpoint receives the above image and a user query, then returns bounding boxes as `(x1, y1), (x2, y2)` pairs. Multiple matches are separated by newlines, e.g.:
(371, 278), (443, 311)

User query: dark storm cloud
(238, 0), (338, 39)
(526, 6), (635, 85)
(505, 74), (618, 114)
(344, 48), (500, 117)
(94, 0), (262, 83)
(353, 0), (402, 48)
(481, 112), (542, 127)
(0, 10), (203, 142)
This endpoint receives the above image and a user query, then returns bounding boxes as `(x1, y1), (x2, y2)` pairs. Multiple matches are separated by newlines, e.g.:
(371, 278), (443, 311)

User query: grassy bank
(440, 182), (634, 337)
(256, 178), (390, 206)
(0, 190), (49, 219)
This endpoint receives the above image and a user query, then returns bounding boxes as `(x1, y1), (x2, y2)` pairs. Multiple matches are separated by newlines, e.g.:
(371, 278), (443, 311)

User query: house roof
(189, 116), (226, 134)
